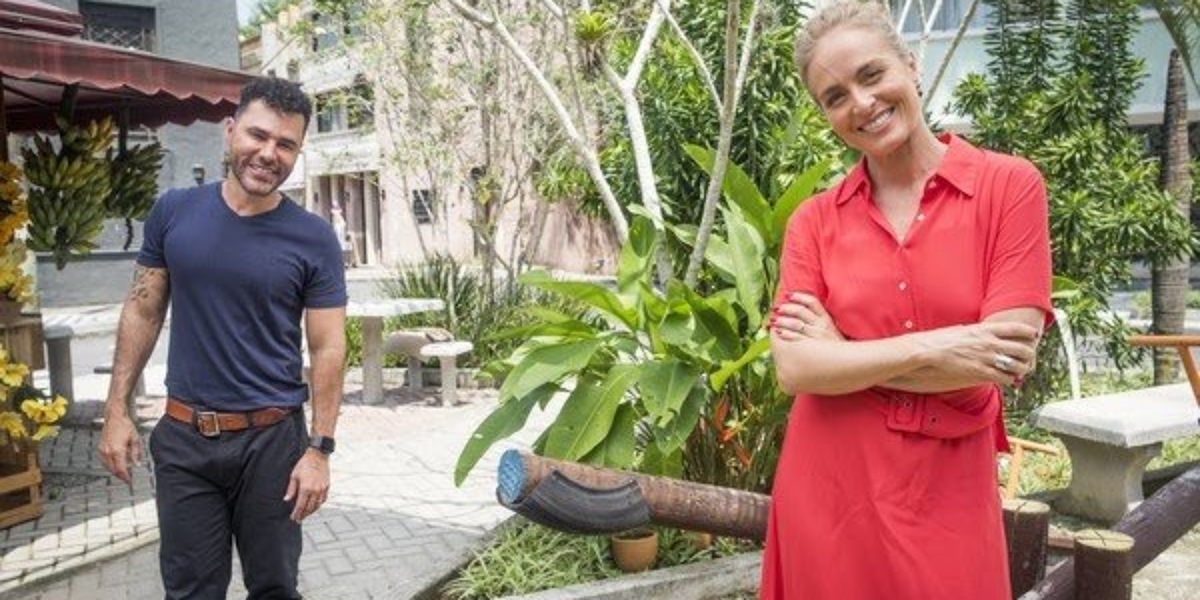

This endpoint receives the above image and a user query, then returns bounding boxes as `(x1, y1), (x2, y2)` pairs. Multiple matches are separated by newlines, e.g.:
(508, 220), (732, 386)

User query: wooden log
(1074, 530), (1133, 600)
(1018, 465), (1200, 600)
(499, 450), (770, 541)
(1003, 498), (1050, 598)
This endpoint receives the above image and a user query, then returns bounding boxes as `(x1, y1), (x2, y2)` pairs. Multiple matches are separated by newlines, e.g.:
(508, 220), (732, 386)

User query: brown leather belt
(165, 397), (294, 438)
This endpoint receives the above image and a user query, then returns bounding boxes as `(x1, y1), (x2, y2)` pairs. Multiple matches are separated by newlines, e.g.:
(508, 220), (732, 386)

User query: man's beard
(229, 154), (286, 196)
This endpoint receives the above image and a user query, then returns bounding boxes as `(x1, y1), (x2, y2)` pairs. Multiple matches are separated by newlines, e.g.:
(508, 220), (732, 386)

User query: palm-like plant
(1146, 0), (1200, 95)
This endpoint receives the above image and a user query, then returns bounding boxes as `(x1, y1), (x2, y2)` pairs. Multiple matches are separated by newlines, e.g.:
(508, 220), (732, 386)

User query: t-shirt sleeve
(980, 160), (1054, 326)
(774, 199), (828, 309)
(304, 224), (348, 309)
(136, 192), (173, 269)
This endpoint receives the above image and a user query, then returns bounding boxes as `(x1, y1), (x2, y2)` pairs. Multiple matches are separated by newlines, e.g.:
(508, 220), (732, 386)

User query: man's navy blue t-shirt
(137, 182), (347, 411)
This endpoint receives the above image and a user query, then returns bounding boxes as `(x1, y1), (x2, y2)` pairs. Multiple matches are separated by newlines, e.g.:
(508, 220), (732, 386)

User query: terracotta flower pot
(610, 528), (658, 573)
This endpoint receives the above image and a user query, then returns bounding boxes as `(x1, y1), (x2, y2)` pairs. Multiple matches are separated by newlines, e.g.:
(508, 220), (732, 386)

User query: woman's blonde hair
(794, 1), (910, 88)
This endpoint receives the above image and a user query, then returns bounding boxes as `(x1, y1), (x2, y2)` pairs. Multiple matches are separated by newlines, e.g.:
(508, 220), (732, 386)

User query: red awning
(0, 25), (253, 132)
(0, 0), (81, 36)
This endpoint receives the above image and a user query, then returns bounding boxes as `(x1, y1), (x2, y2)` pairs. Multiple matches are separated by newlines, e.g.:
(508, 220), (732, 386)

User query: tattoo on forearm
(129, 267), (168, 304)
(129, 268), (152, 301)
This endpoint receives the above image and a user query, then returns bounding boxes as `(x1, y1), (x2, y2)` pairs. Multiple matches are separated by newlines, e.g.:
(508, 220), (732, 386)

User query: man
(98, 77), (346, 599)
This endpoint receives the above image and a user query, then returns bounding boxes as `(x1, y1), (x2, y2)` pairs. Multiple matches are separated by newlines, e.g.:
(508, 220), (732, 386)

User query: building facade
(33, 0), (241, 306)
(887, 0), (1200, 128)
(254, 2), (618, 273)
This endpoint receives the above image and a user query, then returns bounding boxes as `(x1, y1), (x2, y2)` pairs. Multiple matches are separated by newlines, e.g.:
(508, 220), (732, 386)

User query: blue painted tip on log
(497, 449), (527, 506)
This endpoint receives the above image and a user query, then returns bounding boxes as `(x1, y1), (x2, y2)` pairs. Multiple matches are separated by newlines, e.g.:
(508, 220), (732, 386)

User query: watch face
(311, 436), (336, 454)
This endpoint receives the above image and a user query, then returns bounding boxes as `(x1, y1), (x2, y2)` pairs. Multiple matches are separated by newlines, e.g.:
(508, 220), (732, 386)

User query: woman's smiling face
(805, 24), (922, 160)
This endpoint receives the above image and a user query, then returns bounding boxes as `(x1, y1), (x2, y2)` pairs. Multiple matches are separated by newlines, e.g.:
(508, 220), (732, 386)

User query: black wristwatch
(309, 436), (336, 455)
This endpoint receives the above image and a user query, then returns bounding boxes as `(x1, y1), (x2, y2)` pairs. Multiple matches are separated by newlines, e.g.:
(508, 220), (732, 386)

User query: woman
(762, 2), (1052, 598)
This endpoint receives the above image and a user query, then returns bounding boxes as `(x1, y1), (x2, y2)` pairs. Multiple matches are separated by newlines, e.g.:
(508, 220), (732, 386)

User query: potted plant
(610, 527), (658, 573)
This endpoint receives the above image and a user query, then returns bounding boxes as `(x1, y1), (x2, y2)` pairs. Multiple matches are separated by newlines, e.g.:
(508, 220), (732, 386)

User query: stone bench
(1032, 382), (1199, 522)
(419, 341), (473, 407)
(383, 328), (472, 406)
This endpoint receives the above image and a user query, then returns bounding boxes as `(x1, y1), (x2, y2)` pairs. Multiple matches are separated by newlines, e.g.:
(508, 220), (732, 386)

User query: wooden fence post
(1074, 529), (1134, 600)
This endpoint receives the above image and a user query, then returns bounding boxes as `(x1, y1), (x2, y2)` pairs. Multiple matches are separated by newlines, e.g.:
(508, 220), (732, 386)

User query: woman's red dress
(760, 134), (1053, 599)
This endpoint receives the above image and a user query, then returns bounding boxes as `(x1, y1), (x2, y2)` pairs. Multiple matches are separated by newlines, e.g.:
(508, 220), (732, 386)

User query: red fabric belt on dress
(869, 385), (1008, 450)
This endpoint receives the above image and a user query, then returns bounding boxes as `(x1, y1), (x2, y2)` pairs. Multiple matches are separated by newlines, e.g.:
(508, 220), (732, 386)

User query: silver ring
(994, 354), (1016, 372)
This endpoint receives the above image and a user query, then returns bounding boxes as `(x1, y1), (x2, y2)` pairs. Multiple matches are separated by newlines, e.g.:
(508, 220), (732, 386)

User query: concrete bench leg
(1054, 435), (1161, 523)
(44, 326), (74, 401)
(408, 356), (423, 389)
(438, 355), (457, 407)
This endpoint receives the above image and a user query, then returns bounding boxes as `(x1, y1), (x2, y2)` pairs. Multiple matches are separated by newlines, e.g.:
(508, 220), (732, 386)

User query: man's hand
(285, 449), (330, 522)
(98, 413), (142, 484)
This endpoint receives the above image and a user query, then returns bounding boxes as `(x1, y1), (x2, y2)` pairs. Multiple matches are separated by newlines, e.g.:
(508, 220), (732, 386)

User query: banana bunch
(106, 141), (163, 221)
(20, 116), (114, 270)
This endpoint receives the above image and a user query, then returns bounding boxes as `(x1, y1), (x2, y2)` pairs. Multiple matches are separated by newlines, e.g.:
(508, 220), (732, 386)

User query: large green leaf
(544, 366), (638, 461)
(676, 283), (741, 362)
(772, 160), (830, 244)
(725, 207), (767, 330)
(581, 403), (637, 468)
(499, 338), (602, 402)
(639, 359), (703, 423)
(711, 337), (772, 392)
(703, 233), (736, 282)
(454, 383), (558, 486)
(640, 443), (683, 478)
(654, 385), (706, 455)
(617, 216), (659, 296)
(485, 318), (596, 342)
(682, 143), (771, 239)
(520, 270), (636, 328)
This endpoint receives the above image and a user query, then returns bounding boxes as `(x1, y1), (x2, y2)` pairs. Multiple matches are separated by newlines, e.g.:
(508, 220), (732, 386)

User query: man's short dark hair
(235, 77), (313, 130)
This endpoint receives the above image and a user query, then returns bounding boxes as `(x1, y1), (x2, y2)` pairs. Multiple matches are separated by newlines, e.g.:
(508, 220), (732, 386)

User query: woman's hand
(909, 321), (1041, 386)
(770, 293), (844, 341)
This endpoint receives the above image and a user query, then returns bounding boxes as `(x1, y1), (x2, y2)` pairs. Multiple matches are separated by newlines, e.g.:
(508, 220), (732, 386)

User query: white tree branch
(685, 0), (761, 286)
(924, 0), (980, 110)
(445, 0), (630, 241)
(653, 0), (721, 112)
(622, 0), (669, 88)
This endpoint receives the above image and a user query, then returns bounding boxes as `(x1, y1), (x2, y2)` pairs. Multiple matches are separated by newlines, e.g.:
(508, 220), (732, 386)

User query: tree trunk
(1151, 49), (1193, 385)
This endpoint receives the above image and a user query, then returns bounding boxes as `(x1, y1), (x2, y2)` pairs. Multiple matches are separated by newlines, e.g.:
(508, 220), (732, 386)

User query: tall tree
(1151, 49), (1194, 383)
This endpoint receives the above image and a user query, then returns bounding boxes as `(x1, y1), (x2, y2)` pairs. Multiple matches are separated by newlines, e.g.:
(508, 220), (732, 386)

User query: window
(890, 0), (992, 34)
(314, 85), (373, 134)
(347, 80), (374, 130)
(315, 92), (344, 133)
(412, 189), (435, 225)
(80, 1), (155, 51)
(311, 11), (339, 53)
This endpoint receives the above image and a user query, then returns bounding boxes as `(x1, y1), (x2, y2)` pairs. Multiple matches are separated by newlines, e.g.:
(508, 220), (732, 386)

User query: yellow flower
(1, 362), (27, 387)
(0, 412), (26, 439)
(21, 396), (67, 425)
(31, 425), (59, 441)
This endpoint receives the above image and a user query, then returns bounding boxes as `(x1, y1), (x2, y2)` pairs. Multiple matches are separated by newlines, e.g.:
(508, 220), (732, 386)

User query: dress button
(899, 281), (908, 291)
(904, 320), (914, 329)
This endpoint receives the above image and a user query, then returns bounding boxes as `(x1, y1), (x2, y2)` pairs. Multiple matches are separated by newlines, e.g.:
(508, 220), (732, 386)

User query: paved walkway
(0, 365), (555, 599)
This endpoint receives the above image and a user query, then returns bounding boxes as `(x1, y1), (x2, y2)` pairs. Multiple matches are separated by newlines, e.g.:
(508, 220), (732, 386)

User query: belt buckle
(195, 411), (221, 437)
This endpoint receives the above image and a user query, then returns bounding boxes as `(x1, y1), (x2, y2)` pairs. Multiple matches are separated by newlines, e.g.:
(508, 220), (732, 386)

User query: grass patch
(441, 521), (758, 599)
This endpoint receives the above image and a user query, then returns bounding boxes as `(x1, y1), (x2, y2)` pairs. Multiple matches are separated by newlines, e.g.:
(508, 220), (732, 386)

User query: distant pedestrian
(97, 76), (347, 599)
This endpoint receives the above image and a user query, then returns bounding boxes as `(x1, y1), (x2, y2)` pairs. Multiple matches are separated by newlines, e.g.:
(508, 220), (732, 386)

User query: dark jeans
(149, 409), (308, 599)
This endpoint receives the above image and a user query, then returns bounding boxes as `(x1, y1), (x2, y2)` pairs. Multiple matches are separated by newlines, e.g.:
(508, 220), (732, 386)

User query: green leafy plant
(955, 0), (1196, 408)
(454, 158), (832, 491)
